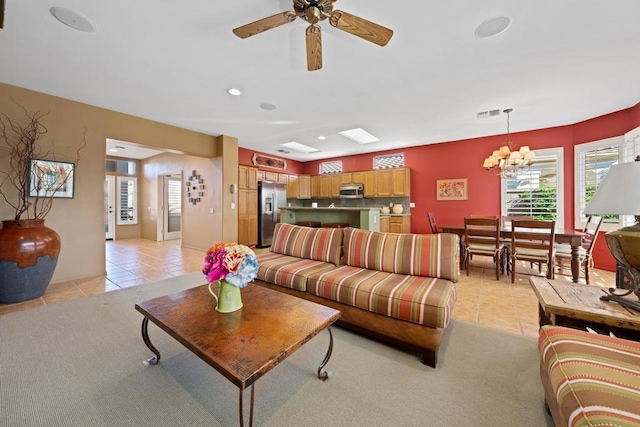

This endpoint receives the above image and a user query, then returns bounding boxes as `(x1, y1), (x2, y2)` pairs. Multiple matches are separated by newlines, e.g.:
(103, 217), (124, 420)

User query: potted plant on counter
(0, 104), (86, 303)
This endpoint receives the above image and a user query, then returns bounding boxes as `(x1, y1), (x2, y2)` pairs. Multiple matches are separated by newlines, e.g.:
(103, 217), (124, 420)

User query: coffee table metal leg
(141, 317), (161, 365)
(239, 384), (255, 427)
(317, 327), (334, 381)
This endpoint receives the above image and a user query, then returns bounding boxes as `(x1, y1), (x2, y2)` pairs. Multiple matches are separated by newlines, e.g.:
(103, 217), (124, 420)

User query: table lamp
(584, 157), (640, 312)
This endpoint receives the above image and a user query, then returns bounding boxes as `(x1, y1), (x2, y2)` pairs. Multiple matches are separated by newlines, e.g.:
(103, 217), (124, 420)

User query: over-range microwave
(339, 184), (364, 199)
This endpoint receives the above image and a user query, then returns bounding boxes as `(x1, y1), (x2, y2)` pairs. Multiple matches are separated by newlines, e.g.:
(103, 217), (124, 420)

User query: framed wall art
(436, 178), (467, 201)
(29, 159), (75, 198)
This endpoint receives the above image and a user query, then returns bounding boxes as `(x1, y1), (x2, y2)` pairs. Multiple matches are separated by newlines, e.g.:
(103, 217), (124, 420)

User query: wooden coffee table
(135, 283), (340, 427)
(529, 276), (640, 340)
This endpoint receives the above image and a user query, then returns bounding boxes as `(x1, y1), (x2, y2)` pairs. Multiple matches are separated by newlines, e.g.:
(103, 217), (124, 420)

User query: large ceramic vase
(0, 219), (61, 303)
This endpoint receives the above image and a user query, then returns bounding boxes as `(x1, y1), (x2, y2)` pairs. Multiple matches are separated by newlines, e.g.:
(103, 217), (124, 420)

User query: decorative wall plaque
(186, 170), (205, 205)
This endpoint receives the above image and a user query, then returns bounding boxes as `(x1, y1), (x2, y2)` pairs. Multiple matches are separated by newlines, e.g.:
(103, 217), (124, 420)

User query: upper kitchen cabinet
(363, 171), (376, 197)
(238, 165), (257, 190)
(374, 167), (410, 197)
(297, 175), (311, 199)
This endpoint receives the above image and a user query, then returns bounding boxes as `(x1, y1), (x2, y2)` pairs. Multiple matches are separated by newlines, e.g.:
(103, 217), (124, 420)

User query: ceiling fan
(232, 0), (393, 71)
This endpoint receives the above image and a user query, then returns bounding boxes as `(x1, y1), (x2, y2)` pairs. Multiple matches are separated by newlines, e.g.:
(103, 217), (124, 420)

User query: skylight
(338, 128), (380, 144)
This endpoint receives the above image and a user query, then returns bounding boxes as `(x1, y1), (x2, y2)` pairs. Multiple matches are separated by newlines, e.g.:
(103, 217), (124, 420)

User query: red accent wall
(301, 105), (640, 271)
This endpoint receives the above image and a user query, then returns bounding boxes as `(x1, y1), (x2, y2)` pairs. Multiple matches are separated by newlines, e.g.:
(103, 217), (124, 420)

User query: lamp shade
(584, 162), (640, 216)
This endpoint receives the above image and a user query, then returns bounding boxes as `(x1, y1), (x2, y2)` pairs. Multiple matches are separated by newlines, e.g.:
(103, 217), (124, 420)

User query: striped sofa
(255, 223), (460, 368)
(538, 325), (640, 426)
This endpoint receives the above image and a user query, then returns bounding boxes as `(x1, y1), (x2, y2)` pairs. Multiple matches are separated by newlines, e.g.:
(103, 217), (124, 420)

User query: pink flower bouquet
(202, 242), (258, 288)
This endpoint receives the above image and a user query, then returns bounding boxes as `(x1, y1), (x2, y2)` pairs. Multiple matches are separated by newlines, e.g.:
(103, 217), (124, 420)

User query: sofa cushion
(270, 223), (343, 265)
(539, 326), (640, 426)
(256, 252), (337, 291)
(306, 265), (457, 328)
(342, 228), (459, 282)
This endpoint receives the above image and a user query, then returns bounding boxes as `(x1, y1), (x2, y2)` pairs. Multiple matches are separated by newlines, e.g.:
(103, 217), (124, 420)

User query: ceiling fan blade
(306, 25), (322, 71)
(232, 12), (296, 39)
(329, 10), (393, 47)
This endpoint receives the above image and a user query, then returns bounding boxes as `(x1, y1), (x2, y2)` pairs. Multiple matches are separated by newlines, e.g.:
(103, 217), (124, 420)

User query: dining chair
(509, 219), (556, 283)
(555, 215), (603, 284)
(501, 215), (538, 273)
(464, 216), (506, 280)
(427, 212), (439, 234)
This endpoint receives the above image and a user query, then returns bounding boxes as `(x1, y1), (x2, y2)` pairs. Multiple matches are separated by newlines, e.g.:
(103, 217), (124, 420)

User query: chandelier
(482, 108), (535, 179)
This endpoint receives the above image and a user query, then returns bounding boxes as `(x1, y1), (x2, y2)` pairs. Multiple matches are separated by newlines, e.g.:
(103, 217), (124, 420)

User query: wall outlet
(231, 202), (236, 209)
(210, 208), (214, 214)
(410, 202), (416, 208)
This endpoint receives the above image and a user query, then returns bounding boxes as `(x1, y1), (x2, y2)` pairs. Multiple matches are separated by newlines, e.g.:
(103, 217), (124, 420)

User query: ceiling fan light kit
(232, 1), (394, 71)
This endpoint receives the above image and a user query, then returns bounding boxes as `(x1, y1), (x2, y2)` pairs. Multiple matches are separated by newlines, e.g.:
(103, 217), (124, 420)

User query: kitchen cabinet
(298, 175), (311, 199)
(391, 167), (410, 196)
(380, 216), (390, 233)
(330, 174), (341, 197)
(351, 171), (364, 184)
(256, 170), (265, 182)
(363, 171), (376, 197)
(238, 188), (257, 246)
(238, 166), (258, 246)
(319, 174), (332, 198)
(265, 171), (278, 181)
(389, 215), (410, 234)
(286, 175), (298, 198)
(375, 169), (392, 197)
(238, 165), (257, 190)
(310, 175), (320, 198)
(277, 173), (288, 186)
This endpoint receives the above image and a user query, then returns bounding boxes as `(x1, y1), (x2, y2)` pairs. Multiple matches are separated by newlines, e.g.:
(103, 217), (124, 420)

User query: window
(320, 160), (342, 174)
(117, 176), (138, 225)
(501, 148), (564, 226)
(106, 159), (136, 175)
(374, 153), (404, 169)
(574, 136), (623, 231)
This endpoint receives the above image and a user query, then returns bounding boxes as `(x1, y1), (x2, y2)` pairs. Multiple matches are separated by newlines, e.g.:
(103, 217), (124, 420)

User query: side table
(529, 276), (640, 341)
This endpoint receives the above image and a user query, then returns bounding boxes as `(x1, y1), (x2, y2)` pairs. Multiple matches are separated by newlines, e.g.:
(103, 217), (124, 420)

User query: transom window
(374, 153), (404, 169)
(320, 160), (342, 174)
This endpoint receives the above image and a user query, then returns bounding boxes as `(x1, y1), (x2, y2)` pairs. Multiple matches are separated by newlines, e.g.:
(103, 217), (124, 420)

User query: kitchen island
(280, 207), (382, 231)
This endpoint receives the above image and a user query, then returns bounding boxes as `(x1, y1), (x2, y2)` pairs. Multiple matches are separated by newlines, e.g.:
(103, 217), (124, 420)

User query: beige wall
(0, 83), (234, 283)
(141, 152), (224, 250)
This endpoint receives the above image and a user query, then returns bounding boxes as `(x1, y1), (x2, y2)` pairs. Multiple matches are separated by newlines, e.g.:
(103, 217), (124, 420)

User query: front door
(105, 175), (115, 240)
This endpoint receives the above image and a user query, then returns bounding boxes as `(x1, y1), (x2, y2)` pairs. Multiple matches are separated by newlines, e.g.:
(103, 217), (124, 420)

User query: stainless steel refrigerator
(257, 181), (286, 248)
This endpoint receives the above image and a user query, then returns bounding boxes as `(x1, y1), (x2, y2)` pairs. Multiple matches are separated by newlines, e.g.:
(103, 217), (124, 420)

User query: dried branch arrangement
(0, 103), (86, 220)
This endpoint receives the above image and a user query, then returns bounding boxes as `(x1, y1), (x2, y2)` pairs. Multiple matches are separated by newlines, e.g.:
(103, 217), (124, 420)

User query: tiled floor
(0, 238), (616, 339)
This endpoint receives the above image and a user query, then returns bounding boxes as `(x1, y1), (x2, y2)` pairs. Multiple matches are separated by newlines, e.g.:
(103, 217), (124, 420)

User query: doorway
(161, 173), (182, 241)
(104, 175), (115, 240)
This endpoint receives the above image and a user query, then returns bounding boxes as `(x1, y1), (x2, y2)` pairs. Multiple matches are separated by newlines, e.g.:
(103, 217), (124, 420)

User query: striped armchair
(538, 325), (640, 426)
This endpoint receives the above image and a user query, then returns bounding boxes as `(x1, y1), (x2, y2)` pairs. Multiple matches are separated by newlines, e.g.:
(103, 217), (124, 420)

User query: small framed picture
(436, 178), (468, 201)
(29, 159), (75, 199)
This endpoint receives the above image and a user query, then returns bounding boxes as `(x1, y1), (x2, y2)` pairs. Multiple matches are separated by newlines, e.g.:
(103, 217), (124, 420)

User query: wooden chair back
(510, 219), (556, 281)
(581, 215), (603, 254)
(464, 216), (504, 280)
(427, 212), (439, 234)
(464, 216), (501, 249)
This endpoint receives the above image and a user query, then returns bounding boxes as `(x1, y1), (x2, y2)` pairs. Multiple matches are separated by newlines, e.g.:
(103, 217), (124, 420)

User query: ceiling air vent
(276, 149), (291, 154)
(476, 109), (501, 119)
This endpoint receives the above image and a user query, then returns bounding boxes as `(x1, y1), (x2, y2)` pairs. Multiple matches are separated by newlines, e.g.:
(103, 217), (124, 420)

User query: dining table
(440, 225), (586, 283)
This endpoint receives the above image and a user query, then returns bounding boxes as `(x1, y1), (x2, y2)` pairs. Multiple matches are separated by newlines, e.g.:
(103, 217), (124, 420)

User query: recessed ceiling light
(317, 136), (326, 140)
(338, 128), (380, 144)
(280, 141), (321, 154)
(475, 16), (511, 38)
(50, 7), (97, 32)
(260, 103), (276, 111)
(227, 88), (241, 96)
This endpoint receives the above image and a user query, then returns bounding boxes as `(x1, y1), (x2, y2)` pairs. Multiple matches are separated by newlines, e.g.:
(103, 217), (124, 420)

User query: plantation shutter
(575, 139), (620, 226)
(502, 148), (563, 224)
(117, 176), (138, 225)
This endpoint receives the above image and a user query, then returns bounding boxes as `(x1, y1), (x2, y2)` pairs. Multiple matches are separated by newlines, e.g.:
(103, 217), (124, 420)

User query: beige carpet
(0, 272), (553, 426)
